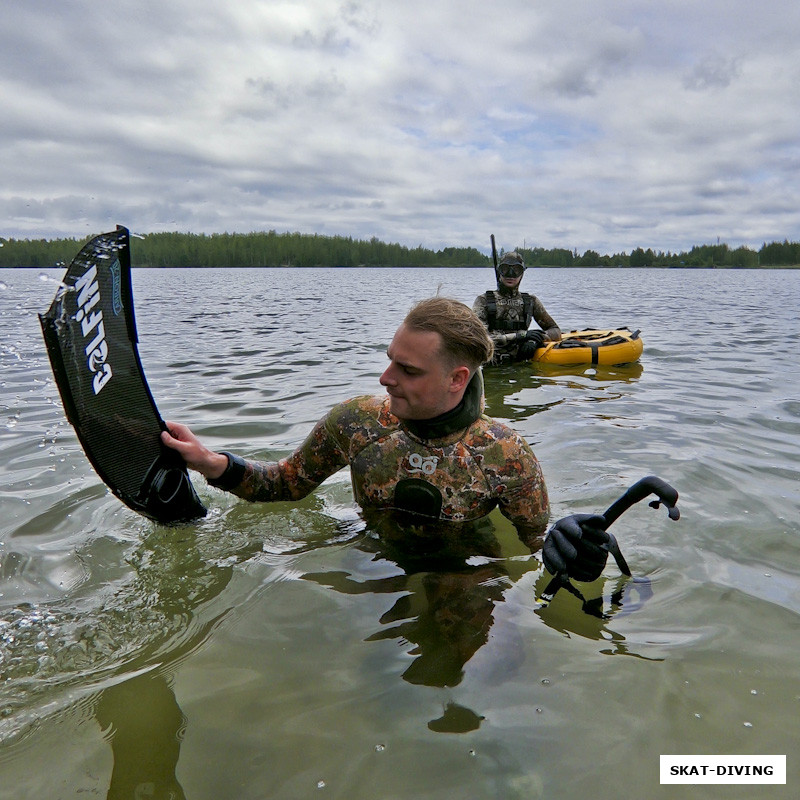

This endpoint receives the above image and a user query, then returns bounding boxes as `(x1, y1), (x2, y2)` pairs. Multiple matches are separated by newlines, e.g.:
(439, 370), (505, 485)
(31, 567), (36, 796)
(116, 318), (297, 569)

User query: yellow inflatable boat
(532, 328), (642, 365)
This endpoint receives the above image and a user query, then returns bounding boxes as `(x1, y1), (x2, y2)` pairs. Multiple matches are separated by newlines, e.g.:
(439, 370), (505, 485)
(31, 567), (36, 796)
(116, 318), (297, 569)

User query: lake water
(1, 265), (799, 799)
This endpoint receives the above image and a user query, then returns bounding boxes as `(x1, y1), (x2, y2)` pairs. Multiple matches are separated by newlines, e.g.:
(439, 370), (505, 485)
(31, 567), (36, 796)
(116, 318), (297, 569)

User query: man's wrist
(205, 451), (230, 480)
(206, 451), (247, 490)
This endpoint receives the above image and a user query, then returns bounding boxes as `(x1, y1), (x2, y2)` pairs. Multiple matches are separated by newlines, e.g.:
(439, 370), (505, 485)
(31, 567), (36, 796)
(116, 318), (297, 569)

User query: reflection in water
(530, 361), (644, 383)
(482, 360), (643, 422)
(97, 672), (187, 800)
(304, 511), (663, 731)
(428, 702), (485, 734)
(482, 365), (557, 422)
(533, 571), (663, 661)
(368, 566), (503, 688)
(1, 518), (281, 796)
(304, 514), (523, 732)
(307, 557), (509, 691)
(1, 534), (229, 704)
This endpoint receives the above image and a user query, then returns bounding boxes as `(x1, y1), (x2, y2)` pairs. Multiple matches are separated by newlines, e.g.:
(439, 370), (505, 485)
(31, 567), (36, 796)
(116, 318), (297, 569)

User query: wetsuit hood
(495, 250), (526, 295)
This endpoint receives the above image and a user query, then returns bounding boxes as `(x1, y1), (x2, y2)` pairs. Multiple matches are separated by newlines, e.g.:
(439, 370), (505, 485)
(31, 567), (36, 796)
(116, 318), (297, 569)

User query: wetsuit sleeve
(472, 294), (489, 325)
(215, 411), (350, 503)
(493, 434), (550, 550)
(531, 296), (560, 339)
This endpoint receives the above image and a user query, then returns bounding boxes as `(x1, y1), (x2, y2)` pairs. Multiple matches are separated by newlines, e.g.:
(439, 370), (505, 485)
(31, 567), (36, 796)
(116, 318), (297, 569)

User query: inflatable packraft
(531, 328), (642, 365)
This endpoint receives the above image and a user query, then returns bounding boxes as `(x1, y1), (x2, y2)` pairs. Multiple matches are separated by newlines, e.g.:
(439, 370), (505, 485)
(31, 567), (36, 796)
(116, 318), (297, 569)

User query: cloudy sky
(3, 0), (800, 254)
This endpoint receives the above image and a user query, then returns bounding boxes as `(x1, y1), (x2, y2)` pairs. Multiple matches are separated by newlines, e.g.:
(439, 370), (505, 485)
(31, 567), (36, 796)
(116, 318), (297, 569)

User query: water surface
(1, 266), (799, 799)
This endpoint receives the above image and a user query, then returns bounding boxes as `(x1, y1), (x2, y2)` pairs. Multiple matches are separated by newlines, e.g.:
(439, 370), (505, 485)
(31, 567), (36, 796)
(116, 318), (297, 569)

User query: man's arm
(500, 474), (550, 552)
(162, 413), (349, 503)
(472, 293), (489, 324)
(485, 430), (550, 550)
(531, 297), (561, 341)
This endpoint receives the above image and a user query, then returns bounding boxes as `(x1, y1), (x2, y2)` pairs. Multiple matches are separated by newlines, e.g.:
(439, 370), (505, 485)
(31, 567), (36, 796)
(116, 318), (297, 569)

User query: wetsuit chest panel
(348, 431), (497, 521)
(485, 291), (533, 332)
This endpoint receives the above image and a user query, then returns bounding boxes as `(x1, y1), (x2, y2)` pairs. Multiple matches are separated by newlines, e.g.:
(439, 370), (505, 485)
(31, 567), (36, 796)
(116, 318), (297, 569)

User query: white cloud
(2, 0), (800, 253)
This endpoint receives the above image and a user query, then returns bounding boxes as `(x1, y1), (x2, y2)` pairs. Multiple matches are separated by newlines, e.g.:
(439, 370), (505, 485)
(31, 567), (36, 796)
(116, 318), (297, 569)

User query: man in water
(473, 251), (561, 364)
(163, 297), (601, 575)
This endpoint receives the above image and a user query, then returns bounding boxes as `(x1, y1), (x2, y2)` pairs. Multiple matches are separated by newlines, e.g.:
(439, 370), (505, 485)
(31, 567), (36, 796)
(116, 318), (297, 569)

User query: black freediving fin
(39, 225), (207, 523)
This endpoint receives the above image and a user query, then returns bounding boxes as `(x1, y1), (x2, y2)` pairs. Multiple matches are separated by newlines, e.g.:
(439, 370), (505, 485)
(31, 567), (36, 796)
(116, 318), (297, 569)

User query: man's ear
(449, 365), (471, 393)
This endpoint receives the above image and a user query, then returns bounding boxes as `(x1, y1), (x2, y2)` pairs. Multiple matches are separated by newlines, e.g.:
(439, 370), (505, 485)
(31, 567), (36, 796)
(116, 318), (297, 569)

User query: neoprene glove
(541, 514), (611, 582)
(524, 329), (546, 347)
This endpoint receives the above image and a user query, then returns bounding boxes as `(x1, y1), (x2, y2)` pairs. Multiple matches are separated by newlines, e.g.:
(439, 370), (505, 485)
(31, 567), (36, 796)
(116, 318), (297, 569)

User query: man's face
(497, 263), (524, 290)
(379, 323), (462, 420)
(499, 274), (522, 290)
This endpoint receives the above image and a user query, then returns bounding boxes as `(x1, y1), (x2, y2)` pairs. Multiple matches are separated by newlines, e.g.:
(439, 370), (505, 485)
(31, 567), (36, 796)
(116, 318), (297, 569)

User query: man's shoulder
(321, 395), (401, 457)
(464, 416), (542, 493)
(471, 414), (533, 449)
(327, 394), (396, 428)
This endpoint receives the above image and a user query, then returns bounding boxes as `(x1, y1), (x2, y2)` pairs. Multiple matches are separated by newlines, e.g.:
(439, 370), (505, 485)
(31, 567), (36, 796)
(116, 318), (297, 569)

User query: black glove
(542, 514), (611, 582)
(524, 329), (546, 347)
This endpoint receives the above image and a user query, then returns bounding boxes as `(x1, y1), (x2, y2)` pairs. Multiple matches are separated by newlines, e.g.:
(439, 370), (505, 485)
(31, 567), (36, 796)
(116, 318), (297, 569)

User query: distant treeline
(1, 230), (799, 269)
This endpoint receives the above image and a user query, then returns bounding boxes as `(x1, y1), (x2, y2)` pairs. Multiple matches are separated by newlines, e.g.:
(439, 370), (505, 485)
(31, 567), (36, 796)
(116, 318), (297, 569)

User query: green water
(1, 267), (798, 798)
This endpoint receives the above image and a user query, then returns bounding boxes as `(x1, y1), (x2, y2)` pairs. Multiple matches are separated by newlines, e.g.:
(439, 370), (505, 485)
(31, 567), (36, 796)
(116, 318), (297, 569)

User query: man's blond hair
(404, 297), (494, 370)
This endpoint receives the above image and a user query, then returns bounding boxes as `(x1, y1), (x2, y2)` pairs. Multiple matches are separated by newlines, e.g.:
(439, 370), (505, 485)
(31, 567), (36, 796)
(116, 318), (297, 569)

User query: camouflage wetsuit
(473, 290), (560, 362)
(208, 392), (549, 552)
